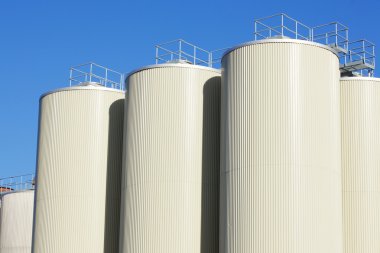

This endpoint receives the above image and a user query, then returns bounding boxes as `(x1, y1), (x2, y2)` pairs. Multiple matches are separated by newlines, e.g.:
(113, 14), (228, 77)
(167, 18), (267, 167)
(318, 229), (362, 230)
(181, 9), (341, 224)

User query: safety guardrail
(69, 62), (124, 90)
(155, 39), (212, 67)
(340, 39), (375, 76)
(0, 174), (35, 194)
(312, 22), (349, 54)
(254, 13), (311, 41)
(253, 13), (375, 76)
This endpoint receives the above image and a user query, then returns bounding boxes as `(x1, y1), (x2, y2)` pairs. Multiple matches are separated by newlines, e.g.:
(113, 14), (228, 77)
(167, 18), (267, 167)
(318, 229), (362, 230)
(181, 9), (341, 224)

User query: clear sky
(0, 0), (379, 178)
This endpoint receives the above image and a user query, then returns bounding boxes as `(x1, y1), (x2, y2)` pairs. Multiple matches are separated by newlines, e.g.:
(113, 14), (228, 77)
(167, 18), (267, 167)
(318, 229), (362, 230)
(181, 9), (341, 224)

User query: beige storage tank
(0, 190), (34, 253)
(220, 39), (342, 253)
(341, 77), (380, 253)
(119, 63), (221, 253)
(32, 82), (124, 253)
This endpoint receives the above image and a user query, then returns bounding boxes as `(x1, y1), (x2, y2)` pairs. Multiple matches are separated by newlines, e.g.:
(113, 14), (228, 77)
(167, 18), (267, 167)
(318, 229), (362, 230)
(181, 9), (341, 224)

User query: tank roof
(40, 82), (125, 100)
(340, 76), (380, 82)
(222, 38), (339, 60)
(126, 62), (221, 79)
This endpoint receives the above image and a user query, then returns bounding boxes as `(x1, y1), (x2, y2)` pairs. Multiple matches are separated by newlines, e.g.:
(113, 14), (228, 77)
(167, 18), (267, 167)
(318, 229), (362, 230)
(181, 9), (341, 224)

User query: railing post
(155, 47), (159, 64)
(335, 23), (338, 45)
(281, 14), (284, 36)
(194, 46), (196, 65)
(254, 22), (257, 40)
(363, 40), (366, 62)
(69, 68), (73, 86)
(373, 44), (375, 66)
(105, 68), (108, 87)
(349, 50), (352, 62)
(179, 40), (182, 61)
(310, 28), (313, 41)
(89, 63), (93, 83)
(295, 21), (298, 39)
(120, 74), (123, 90)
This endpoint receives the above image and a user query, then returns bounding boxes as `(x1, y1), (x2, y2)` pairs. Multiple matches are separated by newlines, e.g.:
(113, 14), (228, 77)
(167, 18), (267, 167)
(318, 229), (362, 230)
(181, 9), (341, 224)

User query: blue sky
(0, 0), (379, 178)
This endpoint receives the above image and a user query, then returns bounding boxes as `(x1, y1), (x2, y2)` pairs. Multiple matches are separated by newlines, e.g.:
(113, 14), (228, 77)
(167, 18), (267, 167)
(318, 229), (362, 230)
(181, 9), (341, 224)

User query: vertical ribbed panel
(221, 41), (342, 253)
(119, 65), (221, 253)
(32, 87), (124, 253)
(0, 191), (34, 253)
(341, 77), (380, 253)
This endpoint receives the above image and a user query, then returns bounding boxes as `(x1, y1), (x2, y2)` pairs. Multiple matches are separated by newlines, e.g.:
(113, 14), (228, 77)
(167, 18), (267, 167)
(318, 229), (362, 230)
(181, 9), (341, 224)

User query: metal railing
(253, 13), (376, 76)
(341, 39), (376, 76)
(254, 13), (312, 41)
(0, 174), (35, 194)
(312, 22), (349, 53)
(253, 14), (349, 47)
(344, 40), (375, 65)
(69, 62), (124, 90)
(155, 39), (213, 67)
(210, 47), (229, 68)
(155, 39), (229, 68)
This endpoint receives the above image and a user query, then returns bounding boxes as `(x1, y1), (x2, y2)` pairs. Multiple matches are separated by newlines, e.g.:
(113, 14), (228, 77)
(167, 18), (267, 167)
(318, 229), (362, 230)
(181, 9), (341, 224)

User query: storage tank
(341, 77), (380, 253)
(32, 82), (124, 253)
(220, 38), (342, 253)
(119, 63), (221, 253)
(0, 190), (34, 253)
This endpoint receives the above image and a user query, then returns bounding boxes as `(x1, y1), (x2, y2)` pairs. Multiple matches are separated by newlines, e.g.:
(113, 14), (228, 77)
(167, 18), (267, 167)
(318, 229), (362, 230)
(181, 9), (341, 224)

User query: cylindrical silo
(119, 63), (221, 253)
(220, 39), (342, 253)
(341, 77), (380, 253)
(32, 82), (124, 253)
(0, 190), (34, 253)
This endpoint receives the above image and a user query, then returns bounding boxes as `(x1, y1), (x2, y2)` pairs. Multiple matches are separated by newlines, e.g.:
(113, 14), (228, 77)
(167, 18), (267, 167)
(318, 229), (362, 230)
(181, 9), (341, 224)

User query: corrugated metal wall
(0, 190), (34, 253)
(341, 77), (380, 253)
(32, 86), (124, 253)
(220, 40), (342, 253)
(119, 64), (221, 253)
